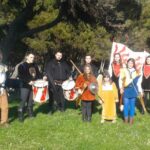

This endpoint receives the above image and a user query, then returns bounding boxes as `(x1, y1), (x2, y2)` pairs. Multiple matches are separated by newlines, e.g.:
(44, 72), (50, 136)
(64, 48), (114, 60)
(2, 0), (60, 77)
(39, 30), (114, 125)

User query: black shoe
(28, 107), (35, 118)
(60, 108), (65, 112)
(18, 111), (24, 122)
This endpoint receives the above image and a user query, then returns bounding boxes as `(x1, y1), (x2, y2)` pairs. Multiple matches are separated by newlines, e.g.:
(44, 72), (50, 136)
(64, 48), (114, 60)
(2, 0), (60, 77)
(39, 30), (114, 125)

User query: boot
(82, 115), (87, 122)
(129, 117), (134, 125)
(87, 117), (91, 122)
(28, 107), (35, 118)
(18, 109), (24, 122)
(124, 117), (128, 124)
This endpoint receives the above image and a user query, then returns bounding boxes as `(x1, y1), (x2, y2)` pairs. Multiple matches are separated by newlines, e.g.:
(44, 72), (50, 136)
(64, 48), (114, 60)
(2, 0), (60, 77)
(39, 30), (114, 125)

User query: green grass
(0, 95), (150, 150)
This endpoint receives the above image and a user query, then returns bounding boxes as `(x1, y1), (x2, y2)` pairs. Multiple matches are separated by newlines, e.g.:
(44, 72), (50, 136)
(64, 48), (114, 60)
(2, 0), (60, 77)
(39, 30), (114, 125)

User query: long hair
(102, 70), (112, 84)
(113, 53), (122, 67)
(83, 64), (93, 81)
(145, 55), (150, 65)
(127, 58), (136, 69)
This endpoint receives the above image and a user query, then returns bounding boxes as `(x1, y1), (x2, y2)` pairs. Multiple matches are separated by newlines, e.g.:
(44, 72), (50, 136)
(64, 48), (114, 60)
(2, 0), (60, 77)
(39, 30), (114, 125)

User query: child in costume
(75, 64), (97, 122)
(119, 58), (143, 124)
(98, 70), (118, 123)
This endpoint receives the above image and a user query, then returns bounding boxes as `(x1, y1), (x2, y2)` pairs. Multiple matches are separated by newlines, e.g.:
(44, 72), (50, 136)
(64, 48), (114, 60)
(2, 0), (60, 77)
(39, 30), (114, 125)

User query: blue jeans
(123, 97), (136, 118)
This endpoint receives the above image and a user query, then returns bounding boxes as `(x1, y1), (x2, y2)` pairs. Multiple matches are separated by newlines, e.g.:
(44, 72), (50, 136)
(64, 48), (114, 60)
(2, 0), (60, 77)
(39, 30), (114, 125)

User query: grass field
(0, 94), (150, 150)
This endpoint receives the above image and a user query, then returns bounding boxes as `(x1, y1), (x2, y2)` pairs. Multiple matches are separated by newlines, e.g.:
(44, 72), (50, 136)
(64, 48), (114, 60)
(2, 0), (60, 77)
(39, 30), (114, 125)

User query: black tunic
(18, 62), (41, 88)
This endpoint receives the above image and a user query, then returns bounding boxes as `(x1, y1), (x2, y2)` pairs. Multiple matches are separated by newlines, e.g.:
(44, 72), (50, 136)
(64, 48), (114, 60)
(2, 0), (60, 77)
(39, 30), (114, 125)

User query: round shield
(88, 82), (98, 94)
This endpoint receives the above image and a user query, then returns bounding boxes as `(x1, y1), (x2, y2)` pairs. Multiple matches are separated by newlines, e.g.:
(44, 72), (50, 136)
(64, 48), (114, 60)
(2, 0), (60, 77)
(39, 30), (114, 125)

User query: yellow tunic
(98, 82), (118, 120)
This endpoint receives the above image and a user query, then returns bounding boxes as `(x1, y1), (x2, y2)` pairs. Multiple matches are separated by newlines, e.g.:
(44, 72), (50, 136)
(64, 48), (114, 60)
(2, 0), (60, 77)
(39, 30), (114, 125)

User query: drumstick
(70, 60), (82, 74)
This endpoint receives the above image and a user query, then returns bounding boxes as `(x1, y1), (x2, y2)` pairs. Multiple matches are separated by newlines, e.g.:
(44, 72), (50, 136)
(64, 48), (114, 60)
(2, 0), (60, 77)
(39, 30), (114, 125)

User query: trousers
(123, 97), (136, 118)
(0, 90), (8, 123)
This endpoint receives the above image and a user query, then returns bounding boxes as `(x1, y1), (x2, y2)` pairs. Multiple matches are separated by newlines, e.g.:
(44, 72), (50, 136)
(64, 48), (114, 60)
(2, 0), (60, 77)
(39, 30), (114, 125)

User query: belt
(54, 80), (63, 86)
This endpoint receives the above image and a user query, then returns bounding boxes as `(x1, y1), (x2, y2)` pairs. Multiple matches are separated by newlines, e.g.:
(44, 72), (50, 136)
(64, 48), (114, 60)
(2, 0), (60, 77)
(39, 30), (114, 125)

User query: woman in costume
(142, 55), (150, 113)
(75, 64), (97, 122)
(119, 58), (143, 124)
(109, 53), (123, 111)
(98, 70), (118, 123)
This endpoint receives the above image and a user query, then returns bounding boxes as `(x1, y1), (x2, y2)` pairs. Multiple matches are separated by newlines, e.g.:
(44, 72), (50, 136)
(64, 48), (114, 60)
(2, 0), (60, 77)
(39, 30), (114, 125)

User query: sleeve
(18, 64), (30, 83)
(119, 68), (125, 89)
(75, 75), (84, 89)
(45, 61), (53, 79)
(35, 64), (42, 79)
(137, 75), (143, 93)
(98, 84), (105, 102)
(112, 83), (118, 100)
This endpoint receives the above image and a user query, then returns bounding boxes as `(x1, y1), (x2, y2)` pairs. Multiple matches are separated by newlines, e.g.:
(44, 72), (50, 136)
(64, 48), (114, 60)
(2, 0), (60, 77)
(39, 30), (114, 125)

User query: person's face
(84, 66), (91, 74)
(114, 54), (120, 62)
(104, 76), (110, 82)
(85, 56), (92, 64)
(127, 60), (134, 69)
(55, 52), (62, 61)
(146, 57), (150, 65)
(26, 54), (35, 63)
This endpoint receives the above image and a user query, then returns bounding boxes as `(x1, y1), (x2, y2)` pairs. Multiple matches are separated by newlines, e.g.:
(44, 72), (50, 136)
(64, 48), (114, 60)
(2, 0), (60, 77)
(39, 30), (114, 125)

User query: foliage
(0, 0), (150, 64)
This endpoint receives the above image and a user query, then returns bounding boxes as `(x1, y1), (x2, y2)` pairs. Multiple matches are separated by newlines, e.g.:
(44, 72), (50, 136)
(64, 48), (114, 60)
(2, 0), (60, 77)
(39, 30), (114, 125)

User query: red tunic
(143, 65), (150, 79)
(75, 74), (97, 101)
(112, 63), (121, 77)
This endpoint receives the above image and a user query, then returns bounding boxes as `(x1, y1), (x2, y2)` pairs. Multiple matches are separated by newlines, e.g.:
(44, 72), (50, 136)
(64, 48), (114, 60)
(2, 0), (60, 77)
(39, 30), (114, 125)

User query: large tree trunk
(0, 0), (64, 62)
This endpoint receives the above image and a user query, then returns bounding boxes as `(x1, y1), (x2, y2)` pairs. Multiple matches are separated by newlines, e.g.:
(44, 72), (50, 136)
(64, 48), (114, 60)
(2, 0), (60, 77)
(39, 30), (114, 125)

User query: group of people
(0, 50), (150, 127)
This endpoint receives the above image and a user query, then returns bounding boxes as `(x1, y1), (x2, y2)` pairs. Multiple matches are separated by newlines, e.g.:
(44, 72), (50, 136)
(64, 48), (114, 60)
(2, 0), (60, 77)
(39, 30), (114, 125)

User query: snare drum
(32, 80), (49, 103)
(62, 79), (78, 101)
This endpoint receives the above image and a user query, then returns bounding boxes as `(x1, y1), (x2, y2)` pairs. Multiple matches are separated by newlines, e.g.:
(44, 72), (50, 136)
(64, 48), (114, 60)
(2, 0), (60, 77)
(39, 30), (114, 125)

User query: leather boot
(18, 109), (24, 122)
(124, 117), (128, 123)
(28, 107), (35, 118)
(129, 117), (134, 125)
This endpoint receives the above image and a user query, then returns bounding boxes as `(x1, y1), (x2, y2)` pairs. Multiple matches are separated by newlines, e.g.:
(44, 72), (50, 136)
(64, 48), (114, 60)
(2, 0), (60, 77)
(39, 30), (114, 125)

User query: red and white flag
(108, 42), (149, 75)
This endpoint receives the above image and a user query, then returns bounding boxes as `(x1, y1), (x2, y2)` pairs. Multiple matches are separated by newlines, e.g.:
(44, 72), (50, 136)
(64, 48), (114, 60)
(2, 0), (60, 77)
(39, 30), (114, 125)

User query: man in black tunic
(18, 51), (41, 122)
(44, 51), (70, 113)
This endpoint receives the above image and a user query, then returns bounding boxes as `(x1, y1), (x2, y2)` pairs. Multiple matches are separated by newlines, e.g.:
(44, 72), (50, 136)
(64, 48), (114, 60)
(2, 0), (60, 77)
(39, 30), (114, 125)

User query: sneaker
(112, 120), (116, 123)
(101, 119), (105, 124)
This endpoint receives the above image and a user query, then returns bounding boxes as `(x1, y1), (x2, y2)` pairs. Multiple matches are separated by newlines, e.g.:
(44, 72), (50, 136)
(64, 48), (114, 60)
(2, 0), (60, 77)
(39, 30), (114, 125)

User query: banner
(108, 42), (149, 75)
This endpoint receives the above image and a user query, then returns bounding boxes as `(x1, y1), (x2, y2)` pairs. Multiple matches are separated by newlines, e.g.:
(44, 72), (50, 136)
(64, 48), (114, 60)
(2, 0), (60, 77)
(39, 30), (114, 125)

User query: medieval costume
(18, 53), (41, 122)
(75, 70), (97, 122)
(142, 56), (150, 113)
(98, 71), (118, 123)
(119, 58), (142, 124)
(45, 55), (70, 112)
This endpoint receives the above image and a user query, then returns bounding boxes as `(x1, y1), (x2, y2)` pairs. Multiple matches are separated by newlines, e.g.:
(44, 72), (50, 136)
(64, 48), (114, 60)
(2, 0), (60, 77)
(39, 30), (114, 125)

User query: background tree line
(0, 0), (149, 68)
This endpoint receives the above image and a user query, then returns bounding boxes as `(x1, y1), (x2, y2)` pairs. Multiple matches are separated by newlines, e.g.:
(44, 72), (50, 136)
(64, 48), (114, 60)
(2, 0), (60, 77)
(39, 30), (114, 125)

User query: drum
(62, 79), (78, 101)
(32, 80), (49, 103)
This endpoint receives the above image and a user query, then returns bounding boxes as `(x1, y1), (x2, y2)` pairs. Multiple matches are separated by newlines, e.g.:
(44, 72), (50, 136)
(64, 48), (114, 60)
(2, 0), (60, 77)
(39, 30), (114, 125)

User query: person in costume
(109, 53), (123, 111)
(0, 50), (9, 127)
(75, 64), (97, 122)
(18, 51), (41, 122)
(110, 53), (122, 89)
(98, 70), (118, 123)
(142, 55), (150, 113)
(44, 51), (71, 113)
(119, 58), (143, 124)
